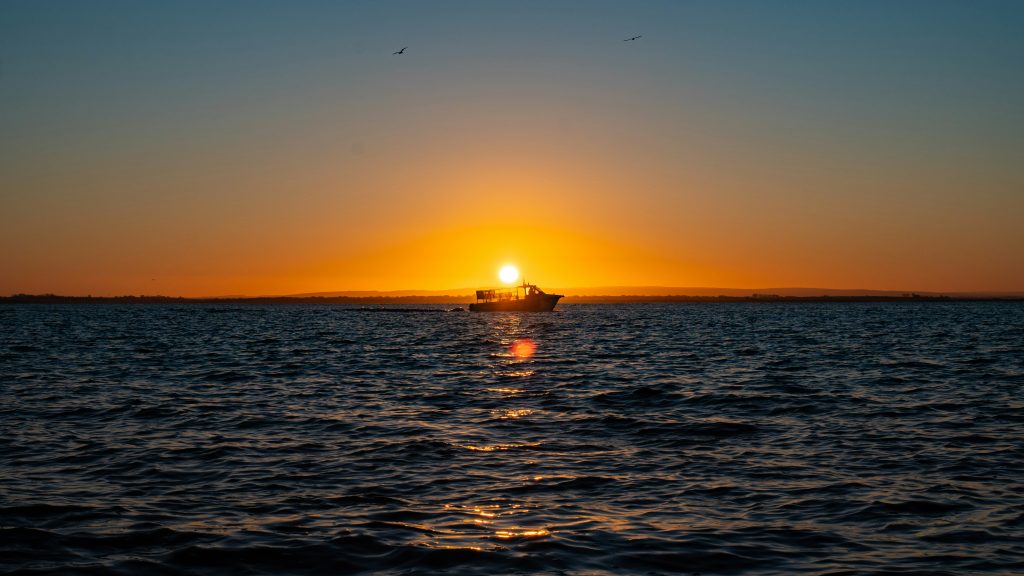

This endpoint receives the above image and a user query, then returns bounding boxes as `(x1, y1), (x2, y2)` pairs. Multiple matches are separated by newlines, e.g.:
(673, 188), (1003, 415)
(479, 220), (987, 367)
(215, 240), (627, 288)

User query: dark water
(2, 303), (1023, 575)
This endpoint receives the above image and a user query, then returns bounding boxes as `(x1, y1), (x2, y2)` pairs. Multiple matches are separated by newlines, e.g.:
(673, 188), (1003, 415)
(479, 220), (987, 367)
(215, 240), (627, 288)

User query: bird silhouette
(393, 46), (407, 55)
(624, 35), (642, 42)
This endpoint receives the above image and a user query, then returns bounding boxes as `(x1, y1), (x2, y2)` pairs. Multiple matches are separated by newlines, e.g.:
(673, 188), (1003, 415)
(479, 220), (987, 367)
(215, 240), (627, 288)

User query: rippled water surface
(2, 303), (1023, 575)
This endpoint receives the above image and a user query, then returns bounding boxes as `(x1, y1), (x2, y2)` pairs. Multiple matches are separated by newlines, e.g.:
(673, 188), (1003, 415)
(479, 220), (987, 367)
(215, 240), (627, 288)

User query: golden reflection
(460, 441), (541, 452)
(472, 506), (498, 518)
(429, 544), (484, 552)
(494, 408), (534, 419)
(494, 529), (551, 539)
(434, 503), (550, 545)
(485, 387), (524, 394)
(510, 338), (536, 359)
(494, 369), (535, 378)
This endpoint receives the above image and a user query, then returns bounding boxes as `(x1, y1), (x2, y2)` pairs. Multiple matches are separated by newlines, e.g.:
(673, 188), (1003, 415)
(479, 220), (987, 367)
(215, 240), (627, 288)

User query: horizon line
(6, 285), (1024, 299)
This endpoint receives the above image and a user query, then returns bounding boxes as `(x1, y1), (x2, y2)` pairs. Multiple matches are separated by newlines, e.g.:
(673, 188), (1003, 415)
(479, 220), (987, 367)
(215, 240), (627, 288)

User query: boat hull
(469, 294), (562, 312)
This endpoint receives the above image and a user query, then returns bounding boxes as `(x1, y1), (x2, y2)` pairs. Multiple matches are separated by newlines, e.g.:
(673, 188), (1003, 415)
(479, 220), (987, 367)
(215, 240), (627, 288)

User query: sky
(1, 0), (1022, 296)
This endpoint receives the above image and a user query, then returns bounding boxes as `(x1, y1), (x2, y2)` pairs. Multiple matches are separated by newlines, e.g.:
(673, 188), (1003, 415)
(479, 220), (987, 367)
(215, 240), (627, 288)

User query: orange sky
(2, 3), (1022, 296)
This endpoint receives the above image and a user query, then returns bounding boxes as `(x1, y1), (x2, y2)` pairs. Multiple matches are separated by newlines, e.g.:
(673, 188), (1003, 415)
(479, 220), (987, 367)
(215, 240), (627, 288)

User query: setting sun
(499, 265), (519, 284)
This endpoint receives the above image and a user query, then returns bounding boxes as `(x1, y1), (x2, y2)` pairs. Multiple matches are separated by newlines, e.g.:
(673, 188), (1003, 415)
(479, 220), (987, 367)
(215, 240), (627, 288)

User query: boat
(469, 281), (563, 312)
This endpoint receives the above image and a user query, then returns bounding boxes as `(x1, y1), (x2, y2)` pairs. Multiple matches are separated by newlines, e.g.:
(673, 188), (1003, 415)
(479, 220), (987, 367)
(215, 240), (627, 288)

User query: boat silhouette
(469, 281), (563, 312)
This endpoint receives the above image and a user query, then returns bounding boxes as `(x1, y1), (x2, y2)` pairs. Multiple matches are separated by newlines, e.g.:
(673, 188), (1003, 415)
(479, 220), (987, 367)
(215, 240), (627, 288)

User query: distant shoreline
(3, 294), (1023, 305)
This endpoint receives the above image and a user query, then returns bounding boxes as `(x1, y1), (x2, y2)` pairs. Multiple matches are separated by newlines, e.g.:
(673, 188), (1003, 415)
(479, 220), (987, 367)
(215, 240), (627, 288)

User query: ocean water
(2, 302), (1023, 575)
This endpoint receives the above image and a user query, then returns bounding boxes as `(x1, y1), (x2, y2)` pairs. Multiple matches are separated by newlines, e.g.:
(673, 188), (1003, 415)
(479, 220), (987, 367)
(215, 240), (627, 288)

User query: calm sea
(2, 303), (1023, 575)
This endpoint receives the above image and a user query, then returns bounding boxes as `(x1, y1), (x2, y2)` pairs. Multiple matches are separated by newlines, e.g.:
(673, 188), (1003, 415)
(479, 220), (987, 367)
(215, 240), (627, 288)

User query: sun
(499, 265), (519, 284)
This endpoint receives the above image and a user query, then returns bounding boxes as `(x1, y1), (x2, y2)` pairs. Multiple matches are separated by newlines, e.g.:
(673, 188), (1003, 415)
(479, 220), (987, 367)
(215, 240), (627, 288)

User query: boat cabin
(475, 282), (548, 304)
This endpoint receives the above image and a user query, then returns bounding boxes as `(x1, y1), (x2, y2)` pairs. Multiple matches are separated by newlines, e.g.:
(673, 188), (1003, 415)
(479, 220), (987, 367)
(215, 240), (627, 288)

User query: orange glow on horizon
(4, 113), (1021, 296)
(3, 87), (1022, 297)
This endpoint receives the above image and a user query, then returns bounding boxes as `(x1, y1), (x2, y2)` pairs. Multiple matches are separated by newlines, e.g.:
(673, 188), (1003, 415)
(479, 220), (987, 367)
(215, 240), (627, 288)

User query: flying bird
(624, 35), (642, 42)
(393, 46), (407, 55)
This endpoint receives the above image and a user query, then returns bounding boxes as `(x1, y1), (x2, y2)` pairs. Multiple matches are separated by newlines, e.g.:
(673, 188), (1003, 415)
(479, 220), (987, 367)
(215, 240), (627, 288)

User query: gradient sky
(2, 0), (1022, 296)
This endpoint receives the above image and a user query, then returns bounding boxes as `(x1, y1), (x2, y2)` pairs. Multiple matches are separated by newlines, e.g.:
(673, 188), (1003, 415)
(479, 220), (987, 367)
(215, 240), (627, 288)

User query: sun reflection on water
(428, 503), (550, 548)
(459, 441), (541, 452)
(485, 387), (525, 394)
(494, 528), (550, 539)
(509, 338), (536, 359)
(418, 315), (552, 549)
(494, 369), (535, 378)
(494, 408), (534, 419)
